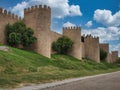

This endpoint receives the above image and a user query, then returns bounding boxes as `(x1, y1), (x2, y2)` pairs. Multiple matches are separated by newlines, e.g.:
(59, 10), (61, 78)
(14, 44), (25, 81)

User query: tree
(5, 21), (36, 48)
(100, 48), (107, 61)
(52, 36), (73, 54)
(21, 28), (36, 47)
(8, 32), (21, 47)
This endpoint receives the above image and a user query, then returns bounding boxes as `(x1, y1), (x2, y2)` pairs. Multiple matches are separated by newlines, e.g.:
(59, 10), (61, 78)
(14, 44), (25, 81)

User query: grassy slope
(0, 47), (120, 88)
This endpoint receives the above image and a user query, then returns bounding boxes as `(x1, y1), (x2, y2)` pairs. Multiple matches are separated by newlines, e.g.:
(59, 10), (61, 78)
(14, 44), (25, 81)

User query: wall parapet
(63, 26), (81, 30)
(0, 7), (22, 20)
(24, 5), (51, 14)
(51, 31), (62, 36)
(82, 34), (99, 39)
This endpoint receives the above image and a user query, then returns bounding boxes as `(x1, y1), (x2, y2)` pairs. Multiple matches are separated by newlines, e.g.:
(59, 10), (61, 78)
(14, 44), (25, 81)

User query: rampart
(63, 27), (82, 60)
(112, 51), (118, 63)
(51, 31), (62, 43)
(99, 44), (110, 63)
(24, 5), (51, 58)
(83, 35), (100, 63)
(51, 31), (62, 53)
(107, 53), (112, 63)
(0, 7), (22, 44)
(81, 42), (85, 58)
(99, 44), (109, 53)
(0, 5), (119, 63)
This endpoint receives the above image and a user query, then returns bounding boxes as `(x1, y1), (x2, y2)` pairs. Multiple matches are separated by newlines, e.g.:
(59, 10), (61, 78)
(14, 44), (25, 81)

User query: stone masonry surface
(0, 5), (119, 63)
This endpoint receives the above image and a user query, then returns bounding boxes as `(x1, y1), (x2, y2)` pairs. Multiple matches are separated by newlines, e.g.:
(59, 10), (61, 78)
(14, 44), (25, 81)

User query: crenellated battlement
(24, 5), (51, 14)
(63, 26), (82, 60)
(0, 5), (118, 63)
(63, 26), (81, 36)
(83, 35), (100, 63)
(63, 26), (81, 30)
(0, 7), (22, 20)
(24, 4), (51, 58)
(83, 34), (99, 39)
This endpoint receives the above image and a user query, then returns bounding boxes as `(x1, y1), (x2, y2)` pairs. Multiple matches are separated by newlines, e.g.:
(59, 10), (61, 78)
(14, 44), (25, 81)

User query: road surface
(43, 71), (120, 90)
(16, 71), (120, 90)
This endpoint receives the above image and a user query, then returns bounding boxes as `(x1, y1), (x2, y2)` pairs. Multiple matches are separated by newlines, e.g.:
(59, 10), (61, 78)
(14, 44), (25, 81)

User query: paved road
(43, 71), (120, 90)
(16, 71), (120, 90)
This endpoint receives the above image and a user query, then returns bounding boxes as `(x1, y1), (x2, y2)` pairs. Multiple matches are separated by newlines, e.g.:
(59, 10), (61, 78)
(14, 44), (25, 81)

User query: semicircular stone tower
(63, 27), (82, 60)
(0, 8), (22, 44)
(24, 5), (51, 58)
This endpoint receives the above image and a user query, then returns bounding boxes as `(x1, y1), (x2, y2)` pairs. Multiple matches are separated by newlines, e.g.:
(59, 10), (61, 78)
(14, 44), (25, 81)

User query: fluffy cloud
(11, 0), (82, 18)
(82, 26), (120, 43)
(63, 22), (76, 27)
(85, 21), (93, 27)
(94, 9), (120, 27)
(69, 5), (82, 16)
(11, 1), (27, 18)
(82, 26), (120, 56)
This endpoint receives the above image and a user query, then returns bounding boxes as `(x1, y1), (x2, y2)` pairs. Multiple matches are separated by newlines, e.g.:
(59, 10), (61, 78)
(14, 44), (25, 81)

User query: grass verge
(0, 47), (120, 88)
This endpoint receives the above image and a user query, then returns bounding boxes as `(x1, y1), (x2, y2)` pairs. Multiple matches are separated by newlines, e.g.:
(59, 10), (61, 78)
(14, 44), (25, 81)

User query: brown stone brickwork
(0, 5), (119, 63)
(51, 31), (62, 44)
(51, 31), (62, 54)
(63, 27), (82, 60)
(81, 42), (85, 58)
(24, 5), (51, 58)
(83, 35), (100, 63)
(99, 44), (110, 63)
(112, 51), (118, 63)
(107, 53), (112, 63)
(0, 8), (22, 44)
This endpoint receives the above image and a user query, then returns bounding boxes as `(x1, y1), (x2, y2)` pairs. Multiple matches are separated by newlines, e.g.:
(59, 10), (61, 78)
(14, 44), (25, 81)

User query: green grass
(0, 46), (120, 88)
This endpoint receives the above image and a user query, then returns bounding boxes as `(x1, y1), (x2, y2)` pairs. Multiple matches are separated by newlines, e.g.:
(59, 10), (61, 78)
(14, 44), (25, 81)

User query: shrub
(52, 36), (73, 54)
(5, 21), (36, 48)
(8, 32), (21, 47)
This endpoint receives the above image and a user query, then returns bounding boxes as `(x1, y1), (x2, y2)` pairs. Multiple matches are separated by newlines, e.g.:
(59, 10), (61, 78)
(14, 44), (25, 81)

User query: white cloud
(82, 26), (120, 43)
(94, 9), (120, 27)
(85, 21), (93, 27)
(11, 0), (82, 18)
(63, 22), (76, 27)
(69, 5), (82, 16)
(82, 26), (120, 57)
(11, 1), (27, 18)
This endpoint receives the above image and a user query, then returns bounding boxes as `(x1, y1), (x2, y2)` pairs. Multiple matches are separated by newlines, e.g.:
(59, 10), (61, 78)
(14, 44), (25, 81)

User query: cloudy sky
(0, 0), (120, 56)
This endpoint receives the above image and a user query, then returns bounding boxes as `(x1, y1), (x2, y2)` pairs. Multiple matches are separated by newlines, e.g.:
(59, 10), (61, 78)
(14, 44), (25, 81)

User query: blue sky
(0, 0), (120, 56)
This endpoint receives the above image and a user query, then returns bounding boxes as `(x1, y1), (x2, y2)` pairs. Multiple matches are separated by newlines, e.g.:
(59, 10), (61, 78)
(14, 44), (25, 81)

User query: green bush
(52, 36), (73, 54)
(8, 32), (21, 47)
(100, 48), (107, 61)
(5, 21), (36, 48)
(116, 58), (120, 63)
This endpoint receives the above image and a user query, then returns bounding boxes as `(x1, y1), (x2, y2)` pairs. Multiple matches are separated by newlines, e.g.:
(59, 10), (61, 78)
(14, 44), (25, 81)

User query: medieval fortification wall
(99, 44), (109, 53)
(51, 31), (62, 44)
(99, 44), (110, 63)
(99, 44), (119, 63)
(0, 5), (119, 63)
(107, 53), (112, 63)
(63, 27), (82, 60)
(24, 5), (51, 58)
(83, 35), (100, 63)
(112, 51), (118, 63)
(51, 31), (62, 53)
(81, 42), (85, 59)
(0, 8), (22, 44)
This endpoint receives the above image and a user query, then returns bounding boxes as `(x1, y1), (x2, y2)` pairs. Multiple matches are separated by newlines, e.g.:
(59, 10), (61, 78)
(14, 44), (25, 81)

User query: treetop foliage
(52, 36), (73, 54)
(5, 21), (36, 48)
